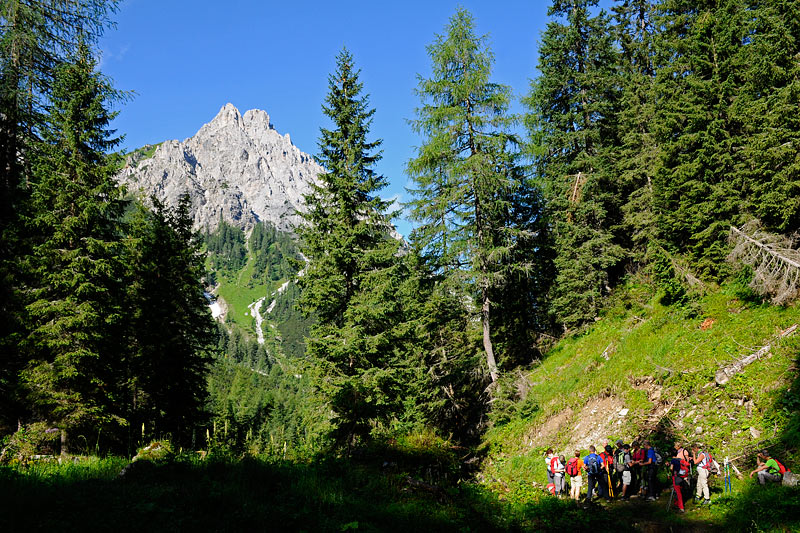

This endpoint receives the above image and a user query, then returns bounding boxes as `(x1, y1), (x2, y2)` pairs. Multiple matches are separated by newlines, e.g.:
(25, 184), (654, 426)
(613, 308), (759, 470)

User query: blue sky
(99, 1), (609, 236)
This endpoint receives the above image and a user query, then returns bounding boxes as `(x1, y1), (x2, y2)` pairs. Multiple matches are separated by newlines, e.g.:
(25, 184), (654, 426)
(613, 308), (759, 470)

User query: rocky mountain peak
(117, 103), (321, 233)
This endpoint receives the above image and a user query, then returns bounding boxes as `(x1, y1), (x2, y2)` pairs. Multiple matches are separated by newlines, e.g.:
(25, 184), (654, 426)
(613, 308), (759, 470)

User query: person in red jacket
(631, 440), (646, 496)
(670, 448), (691, 512)
(567, 450), (584, 500)
(599, 444), (614, 500)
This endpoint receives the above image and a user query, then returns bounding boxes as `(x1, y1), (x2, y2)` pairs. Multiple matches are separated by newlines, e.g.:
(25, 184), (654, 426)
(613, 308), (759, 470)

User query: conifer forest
(1, 1), (800, 531)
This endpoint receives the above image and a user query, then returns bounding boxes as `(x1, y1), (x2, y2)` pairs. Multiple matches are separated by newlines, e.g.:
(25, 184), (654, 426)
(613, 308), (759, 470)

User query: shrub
(0, 423), (60, 464)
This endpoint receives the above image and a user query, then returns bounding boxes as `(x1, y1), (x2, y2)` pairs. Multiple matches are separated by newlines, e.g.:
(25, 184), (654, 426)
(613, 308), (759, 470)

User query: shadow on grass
(715, 339), (800, 532)
(0, 455), (475, 532)
(0, 442), (644, 533)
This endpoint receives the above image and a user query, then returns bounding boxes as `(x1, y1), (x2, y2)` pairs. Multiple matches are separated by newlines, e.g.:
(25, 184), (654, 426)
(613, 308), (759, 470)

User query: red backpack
(600, 452), (613, 467)
(677, 458), (691, 478)
(566, 457), (580, 476)
(775, 459), (790, 475)
(701, 451), (713, 470)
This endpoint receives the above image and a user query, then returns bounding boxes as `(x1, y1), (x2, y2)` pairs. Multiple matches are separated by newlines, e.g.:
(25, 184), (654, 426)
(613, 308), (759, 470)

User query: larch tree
(407, 7), (533, 383)
(297, 48), (407, 447)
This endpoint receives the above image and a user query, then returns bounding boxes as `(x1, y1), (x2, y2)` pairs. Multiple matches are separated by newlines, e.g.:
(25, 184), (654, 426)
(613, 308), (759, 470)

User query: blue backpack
(586, 455), (601, 475)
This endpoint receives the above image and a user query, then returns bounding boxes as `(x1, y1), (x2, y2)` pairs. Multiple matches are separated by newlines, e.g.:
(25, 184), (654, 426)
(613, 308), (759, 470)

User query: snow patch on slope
(248, 297), (266, 344)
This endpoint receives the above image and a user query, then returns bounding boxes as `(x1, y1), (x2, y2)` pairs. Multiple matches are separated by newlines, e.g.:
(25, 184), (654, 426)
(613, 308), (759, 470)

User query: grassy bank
(480, 280), (800, 531)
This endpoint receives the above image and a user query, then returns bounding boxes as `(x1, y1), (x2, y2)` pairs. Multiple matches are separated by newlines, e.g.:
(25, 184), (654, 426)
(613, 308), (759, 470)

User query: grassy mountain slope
(480, 278), (800, 530)
(205, 220), (312, 359)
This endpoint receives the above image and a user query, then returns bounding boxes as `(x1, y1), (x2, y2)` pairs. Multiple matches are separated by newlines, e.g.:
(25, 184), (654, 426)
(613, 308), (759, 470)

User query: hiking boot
(678, 508), (685, 513)
(702, 499), (711, 506)
(646, 496), (656, 501)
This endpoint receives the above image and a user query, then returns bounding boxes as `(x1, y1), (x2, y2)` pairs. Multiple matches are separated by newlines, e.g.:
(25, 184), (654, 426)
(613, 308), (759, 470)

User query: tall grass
(0, 452), (555, 532)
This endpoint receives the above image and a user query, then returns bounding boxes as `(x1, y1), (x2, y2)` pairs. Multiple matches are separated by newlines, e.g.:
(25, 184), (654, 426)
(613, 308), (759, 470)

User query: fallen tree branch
(728, 461), (744, 480)
(729, 223), (800, 304)
(715, 324), (797, 385)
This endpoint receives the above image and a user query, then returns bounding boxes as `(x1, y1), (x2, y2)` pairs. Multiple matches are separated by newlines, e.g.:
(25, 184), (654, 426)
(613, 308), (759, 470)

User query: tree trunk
(60, 429), (67, 457)
(482, 290), (498, 383)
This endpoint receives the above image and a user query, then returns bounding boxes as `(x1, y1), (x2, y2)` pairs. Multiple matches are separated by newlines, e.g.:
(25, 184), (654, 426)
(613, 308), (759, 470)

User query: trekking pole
(724, 457), (732, 494)
(607, 466), (615, 498)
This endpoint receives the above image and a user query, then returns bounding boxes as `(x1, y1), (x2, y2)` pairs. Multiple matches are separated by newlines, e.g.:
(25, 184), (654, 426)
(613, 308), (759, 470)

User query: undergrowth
(0, 446), (635, 533)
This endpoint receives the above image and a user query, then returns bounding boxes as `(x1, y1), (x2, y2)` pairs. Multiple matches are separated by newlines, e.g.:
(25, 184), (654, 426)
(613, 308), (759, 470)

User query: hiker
(552, 454), (566, 497)
(691, 443), (712, 505)
(599, 444), (614, 500)
(545, 448), (555, 487)
(631, 440), (645, 496)
(583, 445), (605, 502)
(675, 441), (691, 464)
(750, 450), (782, 485)
(611, 440), (623, 494)
(567, 450), (583, 500)
(642, 441), (658, 501)
(615, 443), (633, 500)
(670, 448), (691, 513)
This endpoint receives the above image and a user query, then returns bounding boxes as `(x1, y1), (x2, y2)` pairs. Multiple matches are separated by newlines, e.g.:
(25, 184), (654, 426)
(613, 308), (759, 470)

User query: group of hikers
(544, 440), (791, 512)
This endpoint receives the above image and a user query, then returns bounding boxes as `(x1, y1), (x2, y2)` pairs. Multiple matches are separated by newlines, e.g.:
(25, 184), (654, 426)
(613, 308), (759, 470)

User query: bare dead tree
(728, 221), (800, 305)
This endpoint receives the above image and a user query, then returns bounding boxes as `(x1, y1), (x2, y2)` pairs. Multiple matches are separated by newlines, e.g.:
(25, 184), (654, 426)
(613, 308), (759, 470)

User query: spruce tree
(386, 256), (474, 441)
(0, 0), (118, 435)
(525, 0), (625, 329)
(21, 41), (126, 447)
(297, 49), (406, 447)
(407, 7), (533, 382)
(609, 0), (660, 261)
(125, 196), (215, 446)
(734, 0), (800, 233)
(0, 0), (118, 208)
(651, 0), (749, 277)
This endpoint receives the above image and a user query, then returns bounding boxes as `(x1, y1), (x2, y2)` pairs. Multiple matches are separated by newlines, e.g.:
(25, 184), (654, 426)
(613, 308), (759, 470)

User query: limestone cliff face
(117, 103), (321, 232)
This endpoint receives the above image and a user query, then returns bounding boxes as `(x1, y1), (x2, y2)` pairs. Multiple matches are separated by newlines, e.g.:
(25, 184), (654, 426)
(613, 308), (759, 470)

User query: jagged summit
(117, 103), (321, 233)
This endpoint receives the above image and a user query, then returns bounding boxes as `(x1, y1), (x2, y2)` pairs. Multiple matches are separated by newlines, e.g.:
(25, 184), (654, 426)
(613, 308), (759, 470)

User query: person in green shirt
(750, 450), (781, 485)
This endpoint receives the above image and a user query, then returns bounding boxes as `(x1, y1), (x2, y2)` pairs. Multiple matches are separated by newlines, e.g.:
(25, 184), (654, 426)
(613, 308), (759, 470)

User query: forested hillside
(1, 1), (799, 531)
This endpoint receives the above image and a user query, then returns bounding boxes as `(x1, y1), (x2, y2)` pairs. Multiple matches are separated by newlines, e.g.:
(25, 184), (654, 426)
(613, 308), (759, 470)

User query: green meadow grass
(481, 281), (800, 531)
(4, 451), (793, 532)
(0, 449), (636, 533)
(487, 282), (798, 457)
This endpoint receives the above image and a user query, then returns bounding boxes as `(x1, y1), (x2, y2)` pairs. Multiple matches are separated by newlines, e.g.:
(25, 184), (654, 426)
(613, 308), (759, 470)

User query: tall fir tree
(407, 7), (536, 382)
(0, 0), (118, 435)
(297, 49), (407, 447)
(734, 0), (800, 233)
(125, 196), (215, 447)
(21, 40), (127, 448)
(525, 0), (625, 329)
(398, 249), (488, 442)
(0, 0), (118, 210)
(609, 0), (661, 262)
(651, 0), (749, 277)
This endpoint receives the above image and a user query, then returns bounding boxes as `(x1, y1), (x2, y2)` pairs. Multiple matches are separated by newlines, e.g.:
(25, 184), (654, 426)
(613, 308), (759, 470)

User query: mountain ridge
(116, 103), (322, 233)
